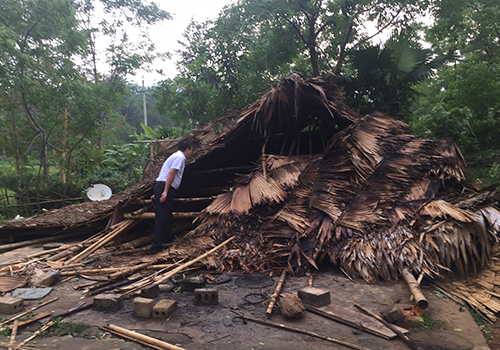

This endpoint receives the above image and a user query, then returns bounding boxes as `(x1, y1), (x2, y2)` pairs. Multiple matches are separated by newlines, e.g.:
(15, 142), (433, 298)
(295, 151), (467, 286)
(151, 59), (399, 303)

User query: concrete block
(297, 287), (331, 307)
(0, 296), (24, 314)
(153, 299), (177, 319)
(93, 294), (122, 311)
(194, 288), (218, 306)
(159, 284), (175, 293)
(134, 297), (155, 318)
(140, 284), (159, 298)
(32, 269), (61, 287)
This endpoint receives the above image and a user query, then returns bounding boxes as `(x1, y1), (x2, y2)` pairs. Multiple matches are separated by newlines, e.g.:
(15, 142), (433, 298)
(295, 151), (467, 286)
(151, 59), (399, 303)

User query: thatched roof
(2, 73), (499, 284)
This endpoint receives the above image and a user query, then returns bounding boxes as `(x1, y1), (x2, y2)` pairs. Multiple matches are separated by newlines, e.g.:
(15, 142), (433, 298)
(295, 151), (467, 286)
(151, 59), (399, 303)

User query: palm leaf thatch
(186, 98), (500, 282)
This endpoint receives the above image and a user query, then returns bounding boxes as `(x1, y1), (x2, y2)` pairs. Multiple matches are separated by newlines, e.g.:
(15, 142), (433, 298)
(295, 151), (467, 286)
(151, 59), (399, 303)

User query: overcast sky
(130, 0), (236, 86)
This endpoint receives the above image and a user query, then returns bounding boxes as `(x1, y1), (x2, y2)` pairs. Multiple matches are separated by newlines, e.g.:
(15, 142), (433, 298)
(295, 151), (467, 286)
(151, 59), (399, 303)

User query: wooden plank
(306, 303), (409, 340)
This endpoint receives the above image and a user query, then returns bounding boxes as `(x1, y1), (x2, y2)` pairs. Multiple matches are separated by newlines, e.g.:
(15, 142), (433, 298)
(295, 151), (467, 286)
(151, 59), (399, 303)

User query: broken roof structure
(1, 73), (500, 285)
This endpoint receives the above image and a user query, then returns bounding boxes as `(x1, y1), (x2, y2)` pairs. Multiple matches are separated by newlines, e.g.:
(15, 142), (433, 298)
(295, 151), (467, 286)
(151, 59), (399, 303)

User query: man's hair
(178, 138), (192, 152)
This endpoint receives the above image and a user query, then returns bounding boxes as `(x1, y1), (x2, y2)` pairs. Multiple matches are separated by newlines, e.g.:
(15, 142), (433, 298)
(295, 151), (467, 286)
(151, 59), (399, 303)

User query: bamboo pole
(108, 263), (150, 279)
(17, 321), (55, 347)
(124, 212), (199, 220)
(234, 313), (372, 350)
(266, 269), (286, 317)
(401, 268), (428, 309)
(122, 236), (235, 296)
(27, 244), (71, 258)
(8, 320), (18, 350)
(103, 324), (186, 350)
(0, 297), (58, 328)
(65, 220), (136, 264)
(0, 231), (80, 252)
(0, 312), (52, 333)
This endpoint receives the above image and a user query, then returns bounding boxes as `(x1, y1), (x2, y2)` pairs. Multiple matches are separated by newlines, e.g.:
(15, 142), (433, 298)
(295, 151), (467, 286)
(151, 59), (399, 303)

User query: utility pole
(142, 76), (148, 127)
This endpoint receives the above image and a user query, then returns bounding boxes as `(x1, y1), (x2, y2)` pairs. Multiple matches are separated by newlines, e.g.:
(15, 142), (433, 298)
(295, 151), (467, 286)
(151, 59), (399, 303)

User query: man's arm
(160, 168), (178, 202)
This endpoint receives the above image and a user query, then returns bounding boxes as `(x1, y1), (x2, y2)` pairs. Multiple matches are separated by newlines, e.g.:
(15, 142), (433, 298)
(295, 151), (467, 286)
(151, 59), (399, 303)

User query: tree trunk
(334, 20), (354, 76)
(59, 108), (68, 183)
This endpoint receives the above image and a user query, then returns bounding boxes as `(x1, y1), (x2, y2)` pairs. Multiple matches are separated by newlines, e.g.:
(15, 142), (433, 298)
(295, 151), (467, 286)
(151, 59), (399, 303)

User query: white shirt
(156, 150), (186, 189)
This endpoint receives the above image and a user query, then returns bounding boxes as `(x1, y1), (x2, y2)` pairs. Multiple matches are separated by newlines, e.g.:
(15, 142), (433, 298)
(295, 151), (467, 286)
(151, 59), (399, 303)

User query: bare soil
(0, 245), (493, 350)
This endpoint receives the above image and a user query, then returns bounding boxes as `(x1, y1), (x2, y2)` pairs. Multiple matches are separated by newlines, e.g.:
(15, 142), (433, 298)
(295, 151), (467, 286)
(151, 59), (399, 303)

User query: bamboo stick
(108, 263), (150, 279)
(0, 297), (58, 328)
(27, 244), (71, 258)
(47, 246), (82, 262)
(124, 212), (199, 220)
(65, 220), (137, 264)
(0, 312), (52, 333)
(122, 237), (235, 297)
(101, 326), (165, 350)
(266, 269), (286, 317)
(17, 320), (54, 347)
(234, 313), (372, 350)
(8, 319), (18, 350)
(401, 268), (428, 309)
(0, 231), (84, 252)
(103, 324), (186, 350)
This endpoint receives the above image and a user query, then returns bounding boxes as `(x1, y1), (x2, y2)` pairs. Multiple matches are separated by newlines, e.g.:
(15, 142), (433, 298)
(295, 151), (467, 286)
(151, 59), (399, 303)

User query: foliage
(409, 0), (500, 171)
(43, 318), (89, 337)
(343, 27), (451, 118)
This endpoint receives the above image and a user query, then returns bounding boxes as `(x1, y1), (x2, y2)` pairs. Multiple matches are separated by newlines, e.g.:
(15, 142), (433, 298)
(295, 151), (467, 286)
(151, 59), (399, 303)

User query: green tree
(343, 28), (451, 117)
(411, 0), (500, 163)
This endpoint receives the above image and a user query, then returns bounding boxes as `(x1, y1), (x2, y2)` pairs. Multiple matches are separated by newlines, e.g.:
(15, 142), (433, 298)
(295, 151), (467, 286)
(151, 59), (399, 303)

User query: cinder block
(153, 299), (177, 319)
(134, 297), (155, 318)
(297, 287), (331, 307)
(194, 288), (218, 306)
(32, 269), (61, 287)
(141, 284), (159, 298)
(0, 296), (24, 314)
(93, 294), (123, 310)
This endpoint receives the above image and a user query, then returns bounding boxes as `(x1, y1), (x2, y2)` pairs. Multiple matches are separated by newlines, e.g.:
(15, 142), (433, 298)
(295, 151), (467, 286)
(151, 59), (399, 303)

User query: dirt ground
(0, 244), (495, 350)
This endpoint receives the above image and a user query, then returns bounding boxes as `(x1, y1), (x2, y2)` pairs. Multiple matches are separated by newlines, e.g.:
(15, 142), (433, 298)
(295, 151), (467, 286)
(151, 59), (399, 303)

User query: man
(150, 138), (193, 253)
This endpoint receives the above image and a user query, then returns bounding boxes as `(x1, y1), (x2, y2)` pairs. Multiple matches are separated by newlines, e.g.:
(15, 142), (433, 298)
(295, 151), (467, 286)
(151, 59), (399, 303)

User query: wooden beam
(124, 212), (199, 220)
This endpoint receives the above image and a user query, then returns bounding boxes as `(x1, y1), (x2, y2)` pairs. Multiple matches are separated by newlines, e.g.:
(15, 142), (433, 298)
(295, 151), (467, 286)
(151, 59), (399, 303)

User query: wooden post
(401, 268), (428, 309)
(266, 269), (286, 317)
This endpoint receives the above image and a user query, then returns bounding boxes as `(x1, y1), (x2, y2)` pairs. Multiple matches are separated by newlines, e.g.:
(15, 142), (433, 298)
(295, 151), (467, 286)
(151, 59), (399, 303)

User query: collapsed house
(1, 73), (500, 287)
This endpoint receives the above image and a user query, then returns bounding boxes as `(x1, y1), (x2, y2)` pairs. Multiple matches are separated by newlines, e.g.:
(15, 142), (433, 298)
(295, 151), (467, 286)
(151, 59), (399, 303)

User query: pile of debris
(1, 73), (500, 308)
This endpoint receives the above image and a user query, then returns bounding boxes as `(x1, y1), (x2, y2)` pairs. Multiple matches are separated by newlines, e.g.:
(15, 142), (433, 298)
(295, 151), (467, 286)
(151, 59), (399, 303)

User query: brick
(153, 299), (177, 319)
(134, 297), (155, 318)
(140, 284), (159, 298)
(93, 294), (122, 311)
(194, 288), (218, 306)
(297, 287), (331, 307)
(0, 297), (24, 314)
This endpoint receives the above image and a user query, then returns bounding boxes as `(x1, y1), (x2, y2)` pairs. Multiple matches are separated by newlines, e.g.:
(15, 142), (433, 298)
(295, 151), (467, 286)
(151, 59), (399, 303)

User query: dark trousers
(151, 181), (177, 250)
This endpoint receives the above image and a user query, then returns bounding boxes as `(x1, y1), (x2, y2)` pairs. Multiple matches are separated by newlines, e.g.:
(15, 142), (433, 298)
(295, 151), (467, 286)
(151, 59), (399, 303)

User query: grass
(42, 319), (89, 337)
(419, 310), (444, 330)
